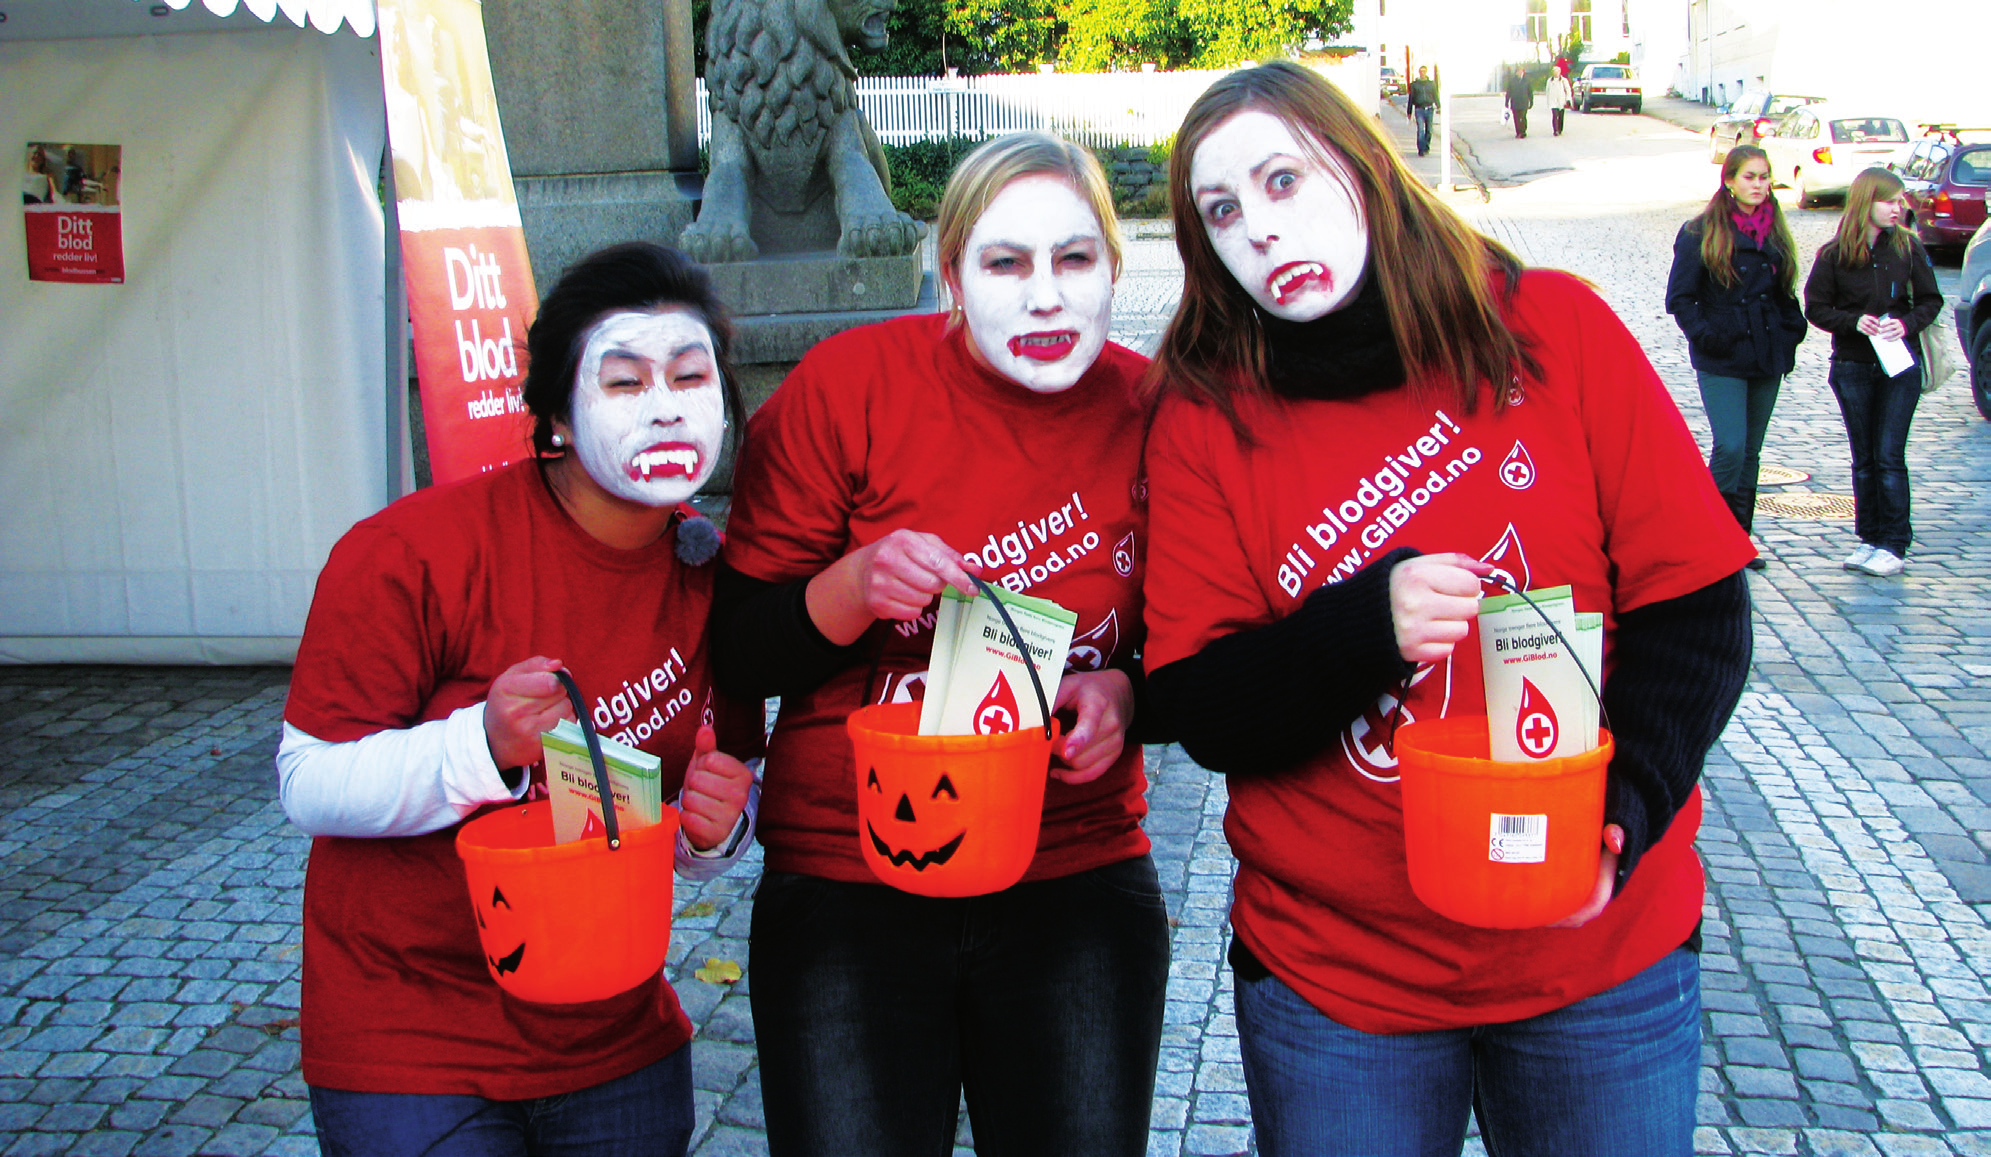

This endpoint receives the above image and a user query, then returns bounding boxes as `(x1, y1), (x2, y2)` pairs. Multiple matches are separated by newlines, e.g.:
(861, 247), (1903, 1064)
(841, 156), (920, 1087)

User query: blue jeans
(1695, 371), (1782, 533)
(308, 1048), (693, 1157)
(1828, 358), (1921, 555)
(1414, 106), (1435, 154)
(749, 857), (1170, 1157)
(1235, 948), (1701, 1157)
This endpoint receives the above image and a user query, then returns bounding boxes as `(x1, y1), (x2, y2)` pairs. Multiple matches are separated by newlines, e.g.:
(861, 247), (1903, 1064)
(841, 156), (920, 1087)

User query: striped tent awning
(135, 0), (376, 37)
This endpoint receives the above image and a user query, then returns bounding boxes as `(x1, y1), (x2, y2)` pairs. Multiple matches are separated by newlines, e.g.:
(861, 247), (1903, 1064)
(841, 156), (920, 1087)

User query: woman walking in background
(1804, 167), (1943, 577)
(1665, 145), (1807, 569)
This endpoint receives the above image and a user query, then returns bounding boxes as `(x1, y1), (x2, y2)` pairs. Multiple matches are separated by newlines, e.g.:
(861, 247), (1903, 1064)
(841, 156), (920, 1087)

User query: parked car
(1575, 64), (1640, 114)
(1957, 221), (1991, 419)
(1380, 67), (1404, 96)
(1707, 91), (1826, 163)
(1900, 137), (1991, 252)
(1762, 104), (1913, 207)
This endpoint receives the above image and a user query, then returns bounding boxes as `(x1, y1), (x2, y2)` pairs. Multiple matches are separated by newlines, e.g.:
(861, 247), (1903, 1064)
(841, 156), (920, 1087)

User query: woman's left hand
(679, 725), (754, 851)
(1048, 669), (1135, 786)
(1873, 316), (1906, 343)
(1547, 824), (1625, 928)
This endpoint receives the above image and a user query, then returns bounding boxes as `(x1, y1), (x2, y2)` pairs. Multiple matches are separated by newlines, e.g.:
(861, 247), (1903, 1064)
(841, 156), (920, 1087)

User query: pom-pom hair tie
(675, 515), (720, 566)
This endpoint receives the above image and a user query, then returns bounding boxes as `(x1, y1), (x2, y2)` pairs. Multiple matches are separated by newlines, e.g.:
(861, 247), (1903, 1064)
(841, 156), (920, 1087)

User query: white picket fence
(693, 71), (1235, 148)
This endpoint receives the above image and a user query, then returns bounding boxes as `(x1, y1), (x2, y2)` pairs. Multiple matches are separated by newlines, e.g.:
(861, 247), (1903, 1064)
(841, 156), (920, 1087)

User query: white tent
(1, 0), (396, 663)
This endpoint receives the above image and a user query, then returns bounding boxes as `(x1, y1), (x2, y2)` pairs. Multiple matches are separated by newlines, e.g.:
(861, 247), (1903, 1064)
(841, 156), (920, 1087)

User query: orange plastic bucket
(847, 701), (1060, 897)
(456, 801), (678, 1004)
(1396, 716), (1614, 929)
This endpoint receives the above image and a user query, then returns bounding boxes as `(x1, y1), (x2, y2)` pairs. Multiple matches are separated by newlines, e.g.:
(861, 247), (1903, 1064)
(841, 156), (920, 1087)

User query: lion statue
(683, 0), (926, 263)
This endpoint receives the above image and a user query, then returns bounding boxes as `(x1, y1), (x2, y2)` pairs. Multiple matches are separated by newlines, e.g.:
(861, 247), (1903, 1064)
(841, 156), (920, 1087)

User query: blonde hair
(1834, 167), (1912, 266)
(935, 132), (1123, 325)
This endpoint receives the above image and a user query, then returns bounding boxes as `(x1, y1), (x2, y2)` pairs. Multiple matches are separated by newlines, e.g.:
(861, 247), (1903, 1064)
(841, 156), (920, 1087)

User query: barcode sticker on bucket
(1489, 813), (1547, 863)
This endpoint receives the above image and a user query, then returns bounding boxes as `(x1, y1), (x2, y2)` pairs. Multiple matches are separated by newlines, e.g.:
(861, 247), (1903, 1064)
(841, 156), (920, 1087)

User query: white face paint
(567, 308), (726, 508)
(956, 174), (1115, 393)
(1190, 109), (1370, 322)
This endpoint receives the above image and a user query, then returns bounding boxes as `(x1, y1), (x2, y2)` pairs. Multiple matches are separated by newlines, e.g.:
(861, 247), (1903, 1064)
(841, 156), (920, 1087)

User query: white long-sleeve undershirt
(277, 705), (758, 878)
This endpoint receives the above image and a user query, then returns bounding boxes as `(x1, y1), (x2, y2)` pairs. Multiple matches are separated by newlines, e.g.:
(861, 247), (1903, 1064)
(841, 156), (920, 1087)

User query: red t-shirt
(286, 461), (749, 1098)
(1144, 271), (1751, 1033)
(723, 312), (1152, 884)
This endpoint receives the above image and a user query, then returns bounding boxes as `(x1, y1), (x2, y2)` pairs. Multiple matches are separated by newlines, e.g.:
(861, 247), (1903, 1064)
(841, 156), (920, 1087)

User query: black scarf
(1260, 270), (1406, 401)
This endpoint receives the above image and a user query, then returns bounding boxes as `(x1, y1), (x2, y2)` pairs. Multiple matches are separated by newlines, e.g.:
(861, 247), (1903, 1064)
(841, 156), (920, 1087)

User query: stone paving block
(1873, 1136), (1959, 1157)
(1726, 1126), (1799, 1154)
(1875, 1099), (1945, 1131)
(4, 1133), (78, 1157)
(67, 1133), (141, 1157)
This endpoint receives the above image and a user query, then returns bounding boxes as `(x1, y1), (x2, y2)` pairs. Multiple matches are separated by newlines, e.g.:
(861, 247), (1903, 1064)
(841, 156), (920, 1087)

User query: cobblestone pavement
(4, 110), (1990, 1157)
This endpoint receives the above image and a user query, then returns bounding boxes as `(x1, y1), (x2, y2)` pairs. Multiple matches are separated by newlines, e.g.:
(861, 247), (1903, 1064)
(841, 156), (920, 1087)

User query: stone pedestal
(514, 172), (698, 295)
(483, 0), (702, 295)
(705, 256), (936, 492)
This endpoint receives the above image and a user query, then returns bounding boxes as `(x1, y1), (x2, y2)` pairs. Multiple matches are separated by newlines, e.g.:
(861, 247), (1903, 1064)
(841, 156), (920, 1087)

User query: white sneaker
(1857, 548), (1904, 576)
(1843, 544), (1876, 570)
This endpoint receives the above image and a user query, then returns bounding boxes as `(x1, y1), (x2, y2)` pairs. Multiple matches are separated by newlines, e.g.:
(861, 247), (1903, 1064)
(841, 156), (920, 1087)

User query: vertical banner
(377, 0), (537, 485)
(22, 142), (124, 284)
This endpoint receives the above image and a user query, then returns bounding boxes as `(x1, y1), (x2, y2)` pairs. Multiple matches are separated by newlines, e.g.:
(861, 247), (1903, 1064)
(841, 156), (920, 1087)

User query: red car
(1902, 137), (1991, 252)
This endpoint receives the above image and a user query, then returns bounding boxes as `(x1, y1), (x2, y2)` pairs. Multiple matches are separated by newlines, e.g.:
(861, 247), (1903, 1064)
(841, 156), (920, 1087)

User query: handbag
(1919, 321), (1958, 394)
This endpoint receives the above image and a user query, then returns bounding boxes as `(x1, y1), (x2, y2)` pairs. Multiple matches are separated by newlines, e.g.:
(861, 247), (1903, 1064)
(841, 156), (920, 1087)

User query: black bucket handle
(553, 668), (622, 851)
(966, 575), (1055, 742)
(1384, 574), (1611, 757)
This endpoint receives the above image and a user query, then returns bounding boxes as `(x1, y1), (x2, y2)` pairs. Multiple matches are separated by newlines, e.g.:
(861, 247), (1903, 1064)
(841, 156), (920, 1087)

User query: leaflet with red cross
(1477, 585), (1601, 762)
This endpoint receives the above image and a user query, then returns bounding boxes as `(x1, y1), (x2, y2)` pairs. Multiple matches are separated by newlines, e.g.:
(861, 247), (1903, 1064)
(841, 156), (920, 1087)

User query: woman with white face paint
(280, 243), (760, 1157)
(1141, 63), (1755, 1156)
(713, 133), (1168, 1156)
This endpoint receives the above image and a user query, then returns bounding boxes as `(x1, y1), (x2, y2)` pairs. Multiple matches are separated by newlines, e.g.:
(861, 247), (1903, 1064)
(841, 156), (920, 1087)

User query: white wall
(0, 28), (388, 662)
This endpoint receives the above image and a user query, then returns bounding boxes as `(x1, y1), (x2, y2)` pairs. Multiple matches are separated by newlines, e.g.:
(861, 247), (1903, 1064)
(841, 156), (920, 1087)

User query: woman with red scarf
(1665, 145), (1808, 567)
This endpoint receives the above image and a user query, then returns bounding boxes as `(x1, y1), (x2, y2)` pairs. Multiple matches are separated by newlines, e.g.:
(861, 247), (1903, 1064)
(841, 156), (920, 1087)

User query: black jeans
(1512, 106), (1528, 137)
(1552, 106), (1566, 134)
(749, 857), (1170, 1157)
(1828, 358), (1920, 555)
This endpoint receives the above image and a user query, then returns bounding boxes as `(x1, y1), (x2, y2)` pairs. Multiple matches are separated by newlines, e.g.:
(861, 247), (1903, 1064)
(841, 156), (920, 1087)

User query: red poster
(23, 142), (123, 284)
(399, 223), (538, 485)
(378, 0), (538, 485)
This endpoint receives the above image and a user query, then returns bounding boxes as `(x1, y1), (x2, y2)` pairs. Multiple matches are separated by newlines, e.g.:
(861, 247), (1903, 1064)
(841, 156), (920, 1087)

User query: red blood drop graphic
(1516, 677), (1560, 758)
(581, 810), (606, 839)
(975, 671), (1021, 735)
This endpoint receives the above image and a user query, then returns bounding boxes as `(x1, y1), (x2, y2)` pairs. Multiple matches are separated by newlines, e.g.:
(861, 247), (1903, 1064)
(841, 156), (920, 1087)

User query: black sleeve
(1904, 240), (1945, 337)
(1146, 548), (1418, 775)
(709, 562), (866, 700)
(1804, 246), (1862, 335)
(1664, 223), (1710, 345)
(1604, 569), (1752, 891)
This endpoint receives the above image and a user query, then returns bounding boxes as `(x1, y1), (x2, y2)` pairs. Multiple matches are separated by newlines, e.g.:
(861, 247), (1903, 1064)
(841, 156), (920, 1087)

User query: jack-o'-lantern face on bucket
(476, 884), (528, 977)
(861, 764), (966, 871)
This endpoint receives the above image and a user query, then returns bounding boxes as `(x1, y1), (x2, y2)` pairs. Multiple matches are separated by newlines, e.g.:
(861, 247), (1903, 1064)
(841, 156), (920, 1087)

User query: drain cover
(1757, 491), (1856, 519)
(1757, 464), (1811, 486)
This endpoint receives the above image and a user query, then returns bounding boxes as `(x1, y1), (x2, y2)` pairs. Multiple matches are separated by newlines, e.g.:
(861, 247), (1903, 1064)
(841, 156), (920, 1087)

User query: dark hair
(1148, 61), (1536, 433)
(521, 242), (744, 462)
(1692, 146), (1797, 294)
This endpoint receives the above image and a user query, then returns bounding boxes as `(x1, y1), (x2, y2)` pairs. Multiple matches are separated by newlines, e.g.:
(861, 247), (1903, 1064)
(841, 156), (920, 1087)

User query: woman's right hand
(805, 529), (982, 646)
(1857, 314), (1905, 342)
(484, 656), (575, 769)
(1389, 553), (1491, 664)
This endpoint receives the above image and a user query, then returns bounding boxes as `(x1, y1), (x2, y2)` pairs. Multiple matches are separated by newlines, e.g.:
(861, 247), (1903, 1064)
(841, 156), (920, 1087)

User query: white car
(1574, 64), (1641, 114)
(1762, 103), (1913, 207)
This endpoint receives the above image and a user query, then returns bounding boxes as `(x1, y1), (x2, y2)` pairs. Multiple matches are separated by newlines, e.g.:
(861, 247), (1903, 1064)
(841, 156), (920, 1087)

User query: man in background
(1409, 67), (1440, 157)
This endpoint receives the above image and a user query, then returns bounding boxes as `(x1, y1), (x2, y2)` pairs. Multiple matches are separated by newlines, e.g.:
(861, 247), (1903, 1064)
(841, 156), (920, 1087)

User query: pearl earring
(550, 432), (567, 448)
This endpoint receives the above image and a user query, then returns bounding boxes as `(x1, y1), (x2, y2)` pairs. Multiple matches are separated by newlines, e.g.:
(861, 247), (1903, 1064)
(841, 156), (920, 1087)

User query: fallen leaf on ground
(693, 957), (742, 984)
(678, 900), (717, 919)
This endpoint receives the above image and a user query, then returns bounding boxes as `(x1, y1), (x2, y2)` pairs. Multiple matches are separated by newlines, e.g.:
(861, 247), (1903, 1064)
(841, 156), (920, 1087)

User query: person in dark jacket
(1408, 67), (1439, 156)
(1504, 68), (1533, 138)
(1803, 166), (1943, 577)
(1665, 145), (1807, 568)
